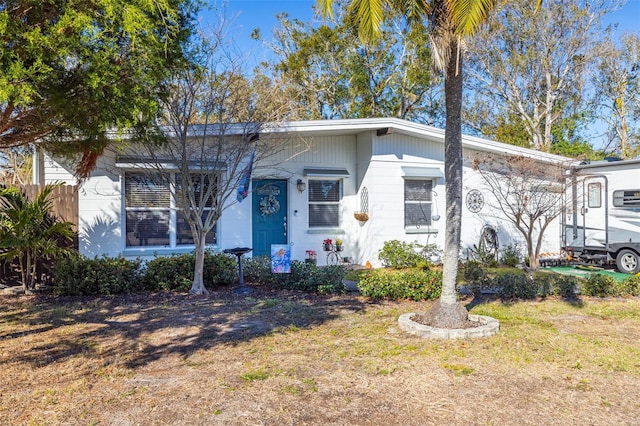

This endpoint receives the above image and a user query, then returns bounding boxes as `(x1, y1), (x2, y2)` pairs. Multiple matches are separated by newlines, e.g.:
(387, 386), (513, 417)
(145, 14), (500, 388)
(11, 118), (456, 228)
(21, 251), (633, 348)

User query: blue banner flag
(236, 149), (255, 202)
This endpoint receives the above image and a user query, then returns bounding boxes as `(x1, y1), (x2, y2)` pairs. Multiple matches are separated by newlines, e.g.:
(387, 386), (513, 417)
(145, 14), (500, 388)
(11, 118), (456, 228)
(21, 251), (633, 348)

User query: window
(405, 179), (433, 228)
(613, 190), (640, 207)
(308, 179), (341, 227)
(588, 182), (602, 208)
(125, 172), (217, 247)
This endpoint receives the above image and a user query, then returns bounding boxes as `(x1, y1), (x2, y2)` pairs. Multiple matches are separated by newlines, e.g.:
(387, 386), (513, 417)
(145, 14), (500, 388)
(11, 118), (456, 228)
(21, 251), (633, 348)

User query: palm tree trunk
(425, 40), (469, 328)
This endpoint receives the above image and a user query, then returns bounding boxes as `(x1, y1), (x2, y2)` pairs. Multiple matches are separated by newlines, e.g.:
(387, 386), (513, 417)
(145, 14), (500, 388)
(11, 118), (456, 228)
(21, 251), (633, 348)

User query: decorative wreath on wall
(260, 194), (280, 216)
(466, 189), (484, 213)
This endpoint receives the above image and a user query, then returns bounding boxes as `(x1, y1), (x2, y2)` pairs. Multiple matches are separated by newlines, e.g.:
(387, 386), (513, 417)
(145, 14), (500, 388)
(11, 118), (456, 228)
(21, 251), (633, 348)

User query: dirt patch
(1, 287), (639, 425)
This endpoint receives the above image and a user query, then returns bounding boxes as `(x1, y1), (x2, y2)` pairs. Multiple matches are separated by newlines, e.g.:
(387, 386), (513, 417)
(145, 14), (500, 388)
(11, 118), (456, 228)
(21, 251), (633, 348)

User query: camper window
(588, 182), (602, 208)
(613, 190), (640, 208)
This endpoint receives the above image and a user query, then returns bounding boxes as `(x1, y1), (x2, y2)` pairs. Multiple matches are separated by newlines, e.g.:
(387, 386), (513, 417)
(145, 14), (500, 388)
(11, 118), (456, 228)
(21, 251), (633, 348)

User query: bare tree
(590, 33), (640, 159)
(472, 155), (566, 269)
(466, 0), (618, 152)
(0, 147), (32, 185)
(130, 29), (298, 295)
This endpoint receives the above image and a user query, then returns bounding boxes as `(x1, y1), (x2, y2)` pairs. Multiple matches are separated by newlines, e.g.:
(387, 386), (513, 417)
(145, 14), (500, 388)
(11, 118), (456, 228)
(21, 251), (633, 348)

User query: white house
(35, 118), (569, 267)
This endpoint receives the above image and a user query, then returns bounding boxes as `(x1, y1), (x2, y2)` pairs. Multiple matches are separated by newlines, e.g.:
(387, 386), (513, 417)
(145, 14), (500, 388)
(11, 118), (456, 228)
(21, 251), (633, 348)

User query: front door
(252, 179), (288, 256)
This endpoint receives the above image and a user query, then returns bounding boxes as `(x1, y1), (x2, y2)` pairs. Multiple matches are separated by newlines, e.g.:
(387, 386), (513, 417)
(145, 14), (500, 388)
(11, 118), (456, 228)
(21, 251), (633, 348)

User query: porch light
(296, 179), (306, 193)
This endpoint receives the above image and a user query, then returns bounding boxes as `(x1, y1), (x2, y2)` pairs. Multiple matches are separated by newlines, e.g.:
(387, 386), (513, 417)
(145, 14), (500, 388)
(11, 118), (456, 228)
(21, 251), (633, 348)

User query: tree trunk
(427, 41), (468, 328)
(189, 237), (209, 295)
(19, 253), (28, 292)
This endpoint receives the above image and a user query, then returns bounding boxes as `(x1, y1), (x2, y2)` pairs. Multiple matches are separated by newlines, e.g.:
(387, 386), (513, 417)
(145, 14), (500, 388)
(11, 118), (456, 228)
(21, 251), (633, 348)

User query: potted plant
(335, 238), (344, 251)
(305, 250), (317, 265)
(323, 239), (332, 251)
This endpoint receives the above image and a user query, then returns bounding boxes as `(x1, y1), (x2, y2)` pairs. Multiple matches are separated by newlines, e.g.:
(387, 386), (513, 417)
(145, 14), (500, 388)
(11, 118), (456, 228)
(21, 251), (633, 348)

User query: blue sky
(220, 0), (640, 53)
(217, 0), (639, 151)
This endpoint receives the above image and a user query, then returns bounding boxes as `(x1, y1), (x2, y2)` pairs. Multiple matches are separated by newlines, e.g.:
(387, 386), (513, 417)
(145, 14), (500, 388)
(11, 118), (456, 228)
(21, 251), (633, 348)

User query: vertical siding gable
(372, 133), (443, 162)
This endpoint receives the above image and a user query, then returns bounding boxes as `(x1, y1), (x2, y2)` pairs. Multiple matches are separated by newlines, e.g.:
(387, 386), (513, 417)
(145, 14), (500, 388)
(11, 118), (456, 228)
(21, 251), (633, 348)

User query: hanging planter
(355, 187), (369, 221)
(354, 212), (369, 221)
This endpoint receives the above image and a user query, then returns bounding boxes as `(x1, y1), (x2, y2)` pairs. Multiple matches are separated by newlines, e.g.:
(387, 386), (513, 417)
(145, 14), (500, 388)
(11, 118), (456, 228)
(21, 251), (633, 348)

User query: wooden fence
(19, 184), (79, 227)
(1, 184), (78, 287)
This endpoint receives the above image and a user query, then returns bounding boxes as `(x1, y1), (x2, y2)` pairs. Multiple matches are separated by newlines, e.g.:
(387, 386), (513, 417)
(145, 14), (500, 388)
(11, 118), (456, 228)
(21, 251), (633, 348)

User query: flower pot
(305, 258), (317, 266)
(354, 212), (369, 221)
(323, 244), (332, 251)
(335, 245), (343, 252)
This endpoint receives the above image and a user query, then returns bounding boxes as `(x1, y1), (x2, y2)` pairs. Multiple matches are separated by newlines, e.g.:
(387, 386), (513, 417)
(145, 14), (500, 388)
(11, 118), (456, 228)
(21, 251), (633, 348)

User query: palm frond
(316, 0), (337, 19)
(347, 0), (387, 43)
(448, 0), (497, 37)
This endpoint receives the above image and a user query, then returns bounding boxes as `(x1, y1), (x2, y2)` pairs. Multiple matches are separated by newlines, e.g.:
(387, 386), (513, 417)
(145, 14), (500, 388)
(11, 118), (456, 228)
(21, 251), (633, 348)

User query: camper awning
(401, 166), (444, 178)
(303, 167), (350, 177)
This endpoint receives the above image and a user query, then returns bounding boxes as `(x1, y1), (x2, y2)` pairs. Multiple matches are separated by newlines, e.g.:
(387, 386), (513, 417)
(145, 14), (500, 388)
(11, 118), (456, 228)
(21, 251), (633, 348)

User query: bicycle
(324, 244), (344, 265)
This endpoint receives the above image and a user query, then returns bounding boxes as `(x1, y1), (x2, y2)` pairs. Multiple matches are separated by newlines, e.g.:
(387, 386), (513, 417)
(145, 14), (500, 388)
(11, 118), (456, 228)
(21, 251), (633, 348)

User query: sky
(214, 0), (640, 151)
(219, 0), (640, 56)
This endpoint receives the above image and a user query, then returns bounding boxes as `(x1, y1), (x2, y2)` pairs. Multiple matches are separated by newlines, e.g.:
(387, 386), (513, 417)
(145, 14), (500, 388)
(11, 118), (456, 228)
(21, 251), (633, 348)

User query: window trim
(123, 171), (218, 249)
(307, 178), (342, 229)
(587, 182), (602, 208)
(404, 177), (437, 234)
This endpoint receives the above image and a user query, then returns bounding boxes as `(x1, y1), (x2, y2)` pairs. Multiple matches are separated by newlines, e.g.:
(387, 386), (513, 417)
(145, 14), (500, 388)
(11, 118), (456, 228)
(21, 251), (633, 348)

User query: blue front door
(252, 179), (288, 256)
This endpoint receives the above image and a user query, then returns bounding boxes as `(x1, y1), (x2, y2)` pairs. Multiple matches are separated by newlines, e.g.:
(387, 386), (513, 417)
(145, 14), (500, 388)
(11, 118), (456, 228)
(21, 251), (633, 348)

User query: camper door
(579, 176), (608, 248)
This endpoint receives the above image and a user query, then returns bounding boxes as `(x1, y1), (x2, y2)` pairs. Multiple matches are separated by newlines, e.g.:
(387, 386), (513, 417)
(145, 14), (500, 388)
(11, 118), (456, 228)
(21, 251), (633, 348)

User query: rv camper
(563, 158), (640, 273)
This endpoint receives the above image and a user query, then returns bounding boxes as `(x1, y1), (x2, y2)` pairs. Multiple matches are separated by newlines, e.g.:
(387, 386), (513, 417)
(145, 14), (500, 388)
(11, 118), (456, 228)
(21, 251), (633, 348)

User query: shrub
(494, 271), (537, 300)
(622, 275), (640, 296)
(273, 260), (317, 291)
(204, 252), (238, 287)
(463, 261), (488, 286)
(142, 253), (195, 292)
(358, 268), (442, 301)
(243, 255), (277, 286)
(243, 256), (345, 294)
(554, 275), (579, 299)
(581, 273), (620, 297)
(309, 265), (346, 295)
(378, 240), (424, 269)
(500, 244), (522, 267)
(532, 271), (554, 297)
(54, 254), (142, 296)
(142, 251), (237, 292)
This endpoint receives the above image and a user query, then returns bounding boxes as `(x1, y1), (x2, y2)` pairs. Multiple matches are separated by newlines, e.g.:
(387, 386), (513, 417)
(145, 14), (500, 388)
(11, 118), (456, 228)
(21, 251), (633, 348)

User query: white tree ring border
(466, 189), (484, 213)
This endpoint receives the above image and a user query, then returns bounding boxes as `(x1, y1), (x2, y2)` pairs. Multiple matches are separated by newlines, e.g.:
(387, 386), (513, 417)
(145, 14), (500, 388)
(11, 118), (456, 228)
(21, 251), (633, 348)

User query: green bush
(204, 252), (238, 287)
(622, 275), (640, 296)
(142, 251), (237, 292)
(494, 271), (537, 300)
(243, 256), (345, 294)
(358, 268), (442, 301)
(554, 275), (579, 299)
(532, 271), (554, 297)
(243, 255), (278, 286)
(142, 253), (195, 292)
(581, 273), (620, 297)
(463, 261), (489, 285)
(378, 240), (424, 269)
(307, 264), (346, 294)
(54, 254), (142, 296)
(500, 244), (522, 267)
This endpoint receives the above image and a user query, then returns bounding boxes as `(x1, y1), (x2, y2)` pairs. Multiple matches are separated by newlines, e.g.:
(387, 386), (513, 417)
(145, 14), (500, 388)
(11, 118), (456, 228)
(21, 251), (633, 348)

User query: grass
(1, 289), (639, 425)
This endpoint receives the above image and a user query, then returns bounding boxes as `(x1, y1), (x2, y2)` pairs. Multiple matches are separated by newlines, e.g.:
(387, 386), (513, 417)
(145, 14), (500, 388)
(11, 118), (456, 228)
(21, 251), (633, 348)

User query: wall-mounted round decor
(466, 189), (484, 213)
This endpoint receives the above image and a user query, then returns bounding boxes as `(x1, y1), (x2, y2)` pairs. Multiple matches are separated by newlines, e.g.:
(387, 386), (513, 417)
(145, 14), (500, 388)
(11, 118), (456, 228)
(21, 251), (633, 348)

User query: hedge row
(53, 253), (347, 296)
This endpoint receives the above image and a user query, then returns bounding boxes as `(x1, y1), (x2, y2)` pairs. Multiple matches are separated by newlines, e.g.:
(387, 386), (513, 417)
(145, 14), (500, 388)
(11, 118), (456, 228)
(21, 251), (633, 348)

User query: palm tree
(318, 0), (520, 327)
(0, 184), (75, 291)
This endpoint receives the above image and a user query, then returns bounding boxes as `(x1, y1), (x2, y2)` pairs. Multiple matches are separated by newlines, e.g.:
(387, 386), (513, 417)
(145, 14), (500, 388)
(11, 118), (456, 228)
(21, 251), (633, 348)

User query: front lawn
(1, 289), (639, 425)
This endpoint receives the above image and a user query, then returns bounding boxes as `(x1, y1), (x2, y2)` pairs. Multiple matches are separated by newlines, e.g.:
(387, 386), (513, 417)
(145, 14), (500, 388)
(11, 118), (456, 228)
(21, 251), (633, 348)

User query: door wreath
(260, 194), (280, 216)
